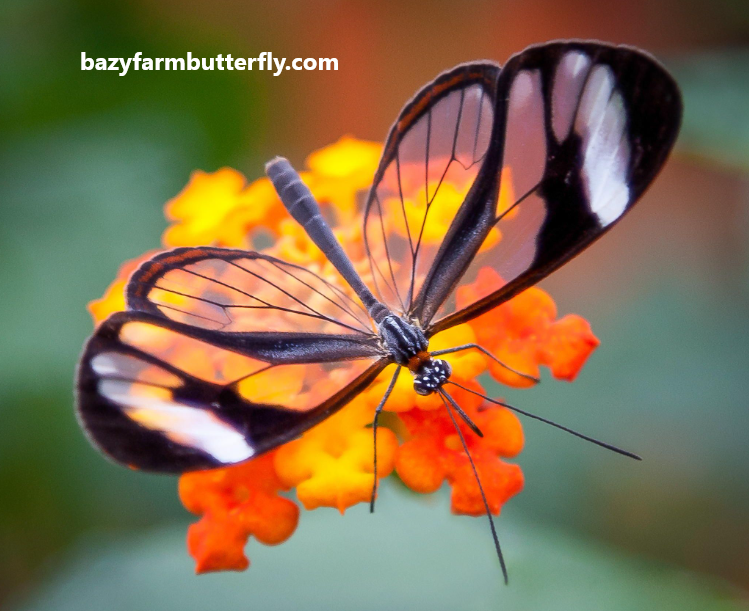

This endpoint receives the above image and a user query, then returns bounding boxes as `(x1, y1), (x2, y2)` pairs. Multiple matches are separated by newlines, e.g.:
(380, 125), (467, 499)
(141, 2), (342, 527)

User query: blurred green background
(2, 0), (749, 608)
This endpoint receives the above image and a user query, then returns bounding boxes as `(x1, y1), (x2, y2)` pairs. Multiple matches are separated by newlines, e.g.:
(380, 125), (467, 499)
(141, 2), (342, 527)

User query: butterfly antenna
(370, 366), (402, 513)
(438, 390), (509, 584)
(446, 380), (641, 460)
(440, 387), (483, 437)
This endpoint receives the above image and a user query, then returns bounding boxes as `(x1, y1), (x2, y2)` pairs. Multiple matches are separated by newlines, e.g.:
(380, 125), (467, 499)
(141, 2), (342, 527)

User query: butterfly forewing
(413, 42), (682, 332)
(362, 63), (501, 316)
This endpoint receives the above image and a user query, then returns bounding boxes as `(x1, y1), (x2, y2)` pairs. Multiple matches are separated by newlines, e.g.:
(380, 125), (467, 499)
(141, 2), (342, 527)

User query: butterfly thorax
(378, 315), (451, 396)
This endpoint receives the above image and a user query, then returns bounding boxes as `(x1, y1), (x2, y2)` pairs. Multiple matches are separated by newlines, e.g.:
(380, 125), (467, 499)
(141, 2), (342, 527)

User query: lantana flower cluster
(89, 136), (599, 573)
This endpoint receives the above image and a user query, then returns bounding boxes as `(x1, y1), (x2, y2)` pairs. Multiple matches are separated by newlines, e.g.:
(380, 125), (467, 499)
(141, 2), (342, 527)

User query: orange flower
(165, 168), (265, 247)
(88, 136), (600, 573)
(395, 379), (524, 515)
(458, 267), (600, 388)
(179, 453), (299, 573)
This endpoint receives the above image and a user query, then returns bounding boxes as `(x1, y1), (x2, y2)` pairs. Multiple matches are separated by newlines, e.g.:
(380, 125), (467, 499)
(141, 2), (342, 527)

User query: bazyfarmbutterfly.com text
(80, 51), (338, 76)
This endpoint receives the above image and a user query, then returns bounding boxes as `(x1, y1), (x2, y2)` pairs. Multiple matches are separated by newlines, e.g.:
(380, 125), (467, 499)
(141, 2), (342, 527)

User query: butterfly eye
(413, 380), (432, 396)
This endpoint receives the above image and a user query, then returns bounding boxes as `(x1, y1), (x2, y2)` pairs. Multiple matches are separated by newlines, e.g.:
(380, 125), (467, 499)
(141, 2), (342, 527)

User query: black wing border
(76, 310), (389, 473)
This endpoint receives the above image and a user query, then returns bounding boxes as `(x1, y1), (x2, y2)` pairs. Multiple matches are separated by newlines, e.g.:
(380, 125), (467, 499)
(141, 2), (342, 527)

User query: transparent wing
(77, 311), (386, 473)
(362, 63), (501, 316)
(127, 247), (375, 336)
(411, 42), (682, 333)
(78, 246), (387, 473)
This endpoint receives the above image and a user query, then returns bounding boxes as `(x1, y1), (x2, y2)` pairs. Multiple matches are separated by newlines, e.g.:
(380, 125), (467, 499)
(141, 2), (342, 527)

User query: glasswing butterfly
(76, 41), (682, 581)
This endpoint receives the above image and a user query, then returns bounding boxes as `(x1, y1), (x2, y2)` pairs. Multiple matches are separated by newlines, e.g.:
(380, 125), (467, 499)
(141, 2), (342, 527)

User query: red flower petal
(179, 453), (299, 573)
(395, 380), (524, 516)
(460, 267), (600, 387)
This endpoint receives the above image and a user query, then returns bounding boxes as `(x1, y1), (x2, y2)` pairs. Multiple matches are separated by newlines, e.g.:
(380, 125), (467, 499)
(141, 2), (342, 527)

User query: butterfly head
(413, 358), (452, 396)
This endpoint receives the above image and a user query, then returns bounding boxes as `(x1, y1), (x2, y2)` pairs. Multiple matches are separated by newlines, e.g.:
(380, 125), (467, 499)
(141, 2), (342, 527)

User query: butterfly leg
(430, 343), (540, 384)
(370, 365), (401, 513)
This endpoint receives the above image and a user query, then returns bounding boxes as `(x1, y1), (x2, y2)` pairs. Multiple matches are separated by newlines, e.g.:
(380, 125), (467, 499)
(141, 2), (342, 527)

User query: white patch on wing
(551, 51), (592, 143)
(574, 65), (631, 227)
(99, 379), (254, 463)
(510, 70), (534, 108)
(91, 352), (183, 388)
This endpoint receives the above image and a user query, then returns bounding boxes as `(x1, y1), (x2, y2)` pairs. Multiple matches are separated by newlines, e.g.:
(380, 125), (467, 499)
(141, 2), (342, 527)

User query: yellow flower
(274, 399), (398, 513)
(165, 168), (254, 246)
(305, 136), (383, 224)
